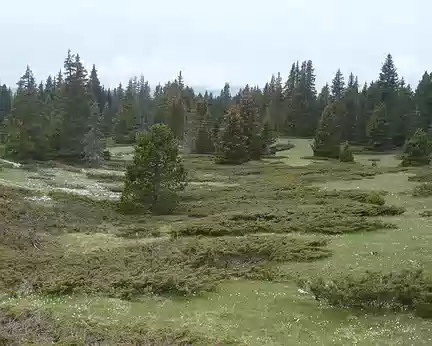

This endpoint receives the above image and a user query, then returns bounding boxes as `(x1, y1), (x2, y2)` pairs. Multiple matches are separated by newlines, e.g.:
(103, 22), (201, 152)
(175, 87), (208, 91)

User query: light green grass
(2, 281), (432, 345)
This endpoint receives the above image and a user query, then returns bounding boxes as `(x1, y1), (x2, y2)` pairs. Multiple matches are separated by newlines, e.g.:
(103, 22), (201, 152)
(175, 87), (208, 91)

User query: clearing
(1, 138), (432, 345)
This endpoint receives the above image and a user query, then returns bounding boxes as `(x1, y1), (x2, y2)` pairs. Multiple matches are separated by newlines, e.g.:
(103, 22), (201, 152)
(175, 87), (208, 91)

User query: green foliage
(311, 103), (342, 159)
(412, 183), (432, 197)
(121, 124), (187, 213)
(367, 102), (391, 150)
(0, 236), (331, 299)
(102, 149), (111, 160)
(192, 101), (214, 154)
(0, 306), (227, 345)
(215, 107), (249, 164)
(309, 269), (432, 318)
(339, 141), (354, 162)
(401, 128), (431, 166)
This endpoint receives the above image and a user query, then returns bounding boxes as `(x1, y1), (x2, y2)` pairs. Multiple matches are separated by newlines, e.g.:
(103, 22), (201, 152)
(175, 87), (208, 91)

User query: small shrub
(309, 269), (432, 318)
(408, 172), (432, 183)
(102, 149), (111, 161)
(413, 183), (432, 197)
(419, 210), (432, 217)
(339, 141), (354, 163)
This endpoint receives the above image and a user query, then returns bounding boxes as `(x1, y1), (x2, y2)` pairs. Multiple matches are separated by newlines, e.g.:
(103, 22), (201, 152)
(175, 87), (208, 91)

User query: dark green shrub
(309, 269), (432, 318)
(339, 141), (354, 162)
(120, 124), (187, 214)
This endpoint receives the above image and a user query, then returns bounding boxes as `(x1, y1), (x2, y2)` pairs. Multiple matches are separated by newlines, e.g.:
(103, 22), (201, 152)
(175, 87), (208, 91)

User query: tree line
(1, 51), (432, 164)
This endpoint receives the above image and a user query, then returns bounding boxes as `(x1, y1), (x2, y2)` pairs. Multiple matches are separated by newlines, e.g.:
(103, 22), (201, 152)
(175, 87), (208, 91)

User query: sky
(0, 0), (429, 92)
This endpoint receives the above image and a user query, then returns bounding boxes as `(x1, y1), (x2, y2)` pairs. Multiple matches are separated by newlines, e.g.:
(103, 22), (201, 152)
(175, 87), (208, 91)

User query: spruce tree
(5, 66), (48, 160)
(367, 102), (391, 151)
(60, 51), (92, 160)
(415, 72), (432, 131)
(401, 128), (431, 166)
(121, 124), (187, 214)
(115, 79), (139, 143)
(216, 107), (248, 164)
(331, 69), (345, 101)
(343, 73), (359, 142)
(83, 102), (105, 166)
(193, 101), (214, 154)
(88, 64), (104, 112)
(239, 87), (262, 160)
(0, 84), (12, 123)
(311, 103), (342, 159)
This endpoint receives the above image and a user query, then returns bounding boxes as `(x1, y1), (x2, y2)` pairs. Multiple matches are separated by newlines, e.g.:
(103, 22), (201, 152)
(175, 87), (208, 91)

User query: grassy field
(1, 139), (432, 345)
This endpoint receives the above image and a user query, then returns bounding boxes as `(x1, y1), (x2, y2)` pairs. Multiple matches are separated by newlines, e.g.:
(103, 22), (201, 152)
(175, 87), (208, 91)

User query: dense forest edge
(1, 51), (432, 165)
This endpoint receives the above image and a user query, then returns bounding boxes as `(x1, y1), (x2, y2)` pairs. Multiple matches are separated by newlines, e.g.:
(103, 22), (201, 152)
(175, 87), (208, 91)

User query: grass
(1, 138), (432, 344)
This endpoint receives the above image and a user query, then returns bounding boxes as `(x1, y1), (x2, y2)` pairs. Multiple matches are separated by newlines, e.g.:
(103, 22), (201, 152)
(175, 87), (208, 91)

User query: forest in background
(1, 51), (432, 162)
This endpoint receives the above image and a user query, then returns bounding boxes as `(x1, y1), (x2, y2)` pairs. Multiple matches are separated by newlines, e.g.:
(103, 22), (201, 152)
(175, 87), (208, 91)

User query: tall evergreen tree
(59, 51), (92, 159)
(5, 66), (48, 160)
(216, 107), (248, 164)
(311, 103), (342, 159)
(367, 102), (391, 150)
(343, 73), (359, 142)
(331, 69), (345, 101)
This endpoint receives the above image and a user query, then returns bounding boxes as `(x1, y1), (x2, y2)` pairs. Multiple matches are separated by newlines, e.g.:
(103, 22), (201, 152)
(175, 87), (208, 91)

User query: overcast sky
(0, 0), (429, 91)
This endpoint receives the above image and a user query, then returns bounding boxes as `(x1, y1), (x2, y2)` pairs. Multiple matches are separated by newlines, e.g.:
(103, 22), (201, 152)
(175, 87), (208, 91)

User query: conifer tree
(83, 102), (105, 166)
(193, 100), (214, 154)
(342, 73), (359, 142)
(239, 86), (262, 160)
(88, 64), (104, 112)
(415, 72), (432, 131)
(331, 69), (345, 101)
(367, 102), (391, 150)
(401, 128), (431, 166)
(60, 51), (92, 160)
(121, 124), (187, 214)
(5, 66), (48, 160)
(216, 107), (248, 164)
(311, 103), (342, 159)
(0, 84), (12, 123)
(115, 79), (139, 143)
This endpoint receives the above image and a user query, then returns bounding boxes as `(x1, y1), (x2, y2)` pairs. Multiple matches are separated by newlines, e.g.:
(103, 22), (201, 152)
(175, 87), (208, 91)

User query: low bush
(408, 172), (432, 183)
(0, 306), (228, 345)
(85, 171), (124, 182)
(413, 183), (432, 197)
(309, 269), (432, 318)
(0, 236), (331, 299)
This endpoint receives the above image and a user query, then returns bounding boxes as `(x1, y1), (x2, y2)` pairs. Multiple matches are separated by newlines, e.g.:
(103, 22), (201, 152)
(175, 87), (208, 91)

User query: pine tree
(216, 107), (248, 164)
(121, 124), (187, 214)
(367, 102), (391, 151)
(115, 79), (139, 143)
(311, 103), (342, 159)
(88, 64), (104, 112)
(401, 128), (431, 166)
(0, 84), (12, 123)
(331, 69), (345, 101)
(5, 66), (48, 160)
(83, 102), (105, 166)
(317, 84), (331, 117)
(415, 72), (432, 131)
(59, 51), (92, 160)
(343, 73), (359, 142)
(239, 86), (262, 160)
(193, 100), (214, 154)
